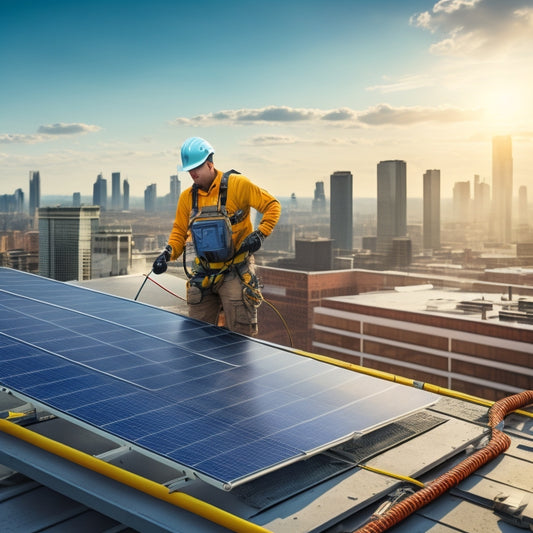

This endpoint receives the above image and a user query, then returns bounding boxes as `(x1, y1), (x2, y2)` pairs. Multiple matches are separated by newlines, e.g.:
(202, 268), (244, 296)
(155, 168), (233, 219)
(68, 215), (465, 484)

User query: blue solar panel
(0, 268), (438, 488)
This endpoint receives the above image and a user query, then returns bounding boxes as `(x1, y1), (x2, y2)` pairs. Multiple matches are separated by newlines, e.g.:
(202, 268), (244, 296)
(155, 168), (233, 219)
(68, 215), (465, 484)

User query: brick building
(256, 266), (533, 401)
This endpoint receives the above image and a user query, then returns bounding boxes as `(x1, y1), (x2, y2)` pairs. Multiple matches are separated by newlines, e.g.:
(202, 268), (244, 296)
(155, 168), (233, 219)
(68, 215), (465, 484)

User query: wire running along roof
(0, 268), (437, 489)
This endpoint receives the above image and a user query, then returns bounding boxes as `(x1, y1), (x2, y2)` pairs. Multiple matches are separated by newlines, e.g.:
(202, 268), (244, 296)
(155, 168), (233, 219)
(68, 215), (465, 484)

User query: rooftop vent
(456, 300), (494, 313)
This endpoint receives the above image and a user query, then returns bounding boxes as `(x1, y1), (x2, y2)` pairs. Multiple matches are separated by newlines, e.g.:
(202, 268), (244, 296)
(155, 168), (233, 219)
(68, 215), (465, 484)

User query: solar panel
(0, 268), (438, 489)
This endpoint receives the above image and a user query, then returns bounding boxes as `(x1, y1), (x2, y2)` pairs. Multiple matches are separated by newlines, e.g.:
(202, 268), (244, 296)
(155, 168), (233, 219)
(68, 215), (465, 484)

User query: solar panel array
(0, 268), (437, 488)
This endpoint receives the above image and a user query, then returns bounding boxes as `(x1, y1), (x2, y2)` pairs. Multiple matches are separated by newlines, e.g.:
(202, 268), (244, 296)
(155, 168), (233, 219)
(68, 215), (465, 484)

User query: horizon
(1, 1), (532, 199)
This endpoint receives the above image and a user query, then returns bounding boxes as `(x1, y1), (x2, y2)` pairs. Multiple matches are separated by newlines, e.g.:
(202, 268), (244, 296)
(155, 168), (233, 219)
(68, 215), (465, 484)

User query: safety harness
(182, 170), (250, 289)
(182, 170), (263, 308)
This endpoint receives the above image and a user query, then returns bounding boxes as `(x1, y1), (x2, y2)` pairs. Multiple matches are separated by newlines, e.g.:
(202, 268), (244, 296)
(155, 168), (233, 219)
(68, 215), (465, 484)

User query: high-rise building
(111, 172), (121, 210)
(123, 179), (130, 211)
(0, 189), (24, 213)
(423, 169), (440, 251)
(453, 180), (471, 224)
(144, 183), (157, 212)
(38, 206), (100, 282)
(377, 160), (406, 256)
(93, 173), (107, 210)
(72, 192), (81, 207)
(169, 175), (181, 210)
(491, 135), (513, 243)
(29, 170), (40, 218)
(473, 175), (490, 224)
(312, 181), (326, 213)
(92, 224), (133, 277)
(330, 171), (353, 251)
(518, 185), (528, 227)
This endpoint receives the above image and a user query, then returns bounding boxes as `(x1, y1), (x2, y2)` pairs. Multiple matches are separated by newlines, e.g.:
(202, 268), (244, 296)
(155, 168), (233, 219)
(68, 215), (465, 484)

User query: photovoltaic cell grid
(0, 268), (438, 488)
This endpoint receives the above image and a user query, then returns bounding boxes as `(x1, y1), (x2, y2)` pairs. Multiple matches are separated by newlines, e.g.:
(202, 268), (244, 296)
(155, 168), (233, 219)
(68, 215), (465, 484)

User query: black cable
(134, 269), (153, 301)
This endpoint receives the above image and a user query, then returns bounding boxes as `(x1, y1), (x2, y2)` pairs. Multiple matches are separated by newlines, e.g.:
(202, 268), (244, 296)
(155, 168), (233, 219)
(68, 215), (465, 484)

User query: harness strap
(192, 169), (240, 215)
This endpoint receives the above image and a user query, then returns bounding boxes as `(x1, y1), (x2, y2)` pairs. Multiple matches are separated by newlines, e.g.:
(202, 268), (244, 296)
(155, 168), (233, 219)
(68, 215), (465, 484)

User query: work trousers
(186, 259), (259, 337)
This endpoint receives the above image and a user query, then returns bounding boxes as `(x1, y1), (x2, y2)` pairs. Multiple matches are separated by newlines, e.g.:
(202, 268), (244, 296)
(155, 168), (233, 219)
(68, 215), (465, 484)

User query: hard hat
(178, 137), (215, 171)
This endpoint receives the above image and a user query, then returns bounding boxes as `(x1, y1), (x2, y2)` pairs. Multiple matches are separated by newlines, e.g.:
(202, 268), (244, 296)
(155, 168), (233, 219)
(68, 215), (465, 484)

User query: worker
(152, 136), (281, 337)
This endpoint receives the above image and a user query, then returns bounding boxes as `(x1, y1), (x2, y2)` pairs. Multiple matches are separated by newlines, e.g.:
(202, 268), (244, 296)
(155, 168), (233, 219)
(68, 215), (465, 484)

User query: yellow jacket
(168, 169), (281, 261)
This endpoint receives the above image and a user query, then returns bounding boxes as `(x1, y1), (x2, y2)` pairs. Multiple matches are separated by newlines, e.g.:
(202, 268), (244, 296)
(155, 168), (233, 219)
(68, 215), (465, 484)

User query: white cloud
(367, 74), (435, 93)
(37, 122), (101, 135)
(249, 135), (298, 146)
(0, 133), (46, 144)
(0, 123), (101, 144)
(410, 0), (533, 57)
(358, 104), (483, 125)
(173, 104), (483, 128)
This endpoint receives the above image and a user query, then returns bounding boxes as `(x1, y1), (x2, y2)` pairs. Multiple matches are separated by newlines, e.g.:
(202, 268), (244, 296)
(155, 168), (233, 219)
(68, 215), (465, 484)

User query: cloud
(0, 123), (101, 144)
(0, 133), (46, 144)
(358, 103), (483, 125)
(173, 106), (324, 125)
(37, 122), (101, 135)
(249, 135), (298, 145)
(367, 74), (435, 93)
(410, 0), (533, 57)
(174, 104), (483, 128)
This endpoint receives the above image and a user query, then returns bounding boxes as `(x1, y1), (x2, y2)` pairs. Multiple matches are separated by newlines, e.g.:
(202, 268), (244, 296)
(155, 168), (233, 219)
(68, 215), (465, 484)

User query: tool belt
(186, 254), (251, 305)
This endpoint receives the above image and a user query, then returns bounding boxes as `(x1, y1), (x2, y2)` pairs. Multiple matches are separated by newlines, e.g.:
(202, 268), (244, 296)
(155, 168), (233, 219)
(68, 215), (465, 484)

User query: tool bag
(189, 170), (243, 264)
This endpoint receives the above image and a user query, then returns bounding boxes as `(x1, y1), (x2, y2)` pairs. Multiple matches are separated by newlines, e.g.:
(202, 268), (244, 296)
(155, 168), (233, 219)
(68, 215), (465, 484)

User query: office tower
(92, 224), (133, 277)
(518, 186), (528, 227)
(14, 188), (23, 212)
(123, 179), (130, 211)
(473, 175), (490, 224)
(29, 170), (40, 218)
(0, 189), (24, 213)
(169, 175), (181, 209)
(453, 181), (471, 224)
(111, 172), (121, 210)
(144, 183), (157, 212)
(491, 135), (513, 243)
(377, 160), (406, 255)
(38, 206), (100, 281)
(93, 173), (107, 210)
(423, 169), (440, 251)
(72, 192), (81, 207)
(312, 181), (326, 213)
(330, 171), (353, 251)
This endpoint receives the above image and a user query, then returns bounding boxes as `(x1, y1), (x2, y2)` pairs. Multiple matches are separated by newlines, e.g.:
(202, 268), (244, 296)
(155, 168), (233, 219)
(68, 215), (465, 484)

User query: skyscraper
(491, 135), (513, 243)
(111, 172), (121, 210)
(29, 170), (40, 218)
(312, 181), (326, 213)
(123, 179), (130, 211)
(377, 160), (406, 256)
(423, 169), (440, 251)
(473, 175), (490, 225)
(38, 206), (100, 281)
(144, 183), (157, 212)
(453, 180), (471, 224)
(330, 171), (353, 251)
(518, 185), (528, 227)
(169, 175), (181, 210)
(93, 173), (107, 210)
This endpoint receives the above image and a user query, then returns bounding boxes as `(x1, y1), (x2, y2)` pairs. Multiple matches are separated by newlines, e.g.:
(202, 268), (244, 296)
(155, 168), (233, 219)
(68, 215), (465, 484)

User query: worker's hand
(152, 245), (172, 275)
(239, 231), (265, 255)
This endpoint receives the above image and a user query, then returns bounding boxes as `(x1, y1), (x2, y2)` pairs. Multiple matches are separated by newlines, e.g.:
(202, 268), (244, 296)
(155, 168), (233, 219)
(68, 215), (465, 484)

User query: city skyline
(1, 0), (532, 200)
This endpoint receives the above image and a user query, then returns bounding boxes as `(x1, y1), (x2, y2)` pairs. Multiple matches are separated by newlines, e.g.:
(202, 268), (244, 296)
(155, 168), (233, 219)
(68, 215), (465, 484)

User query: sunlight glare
(482, 84), (524, 129)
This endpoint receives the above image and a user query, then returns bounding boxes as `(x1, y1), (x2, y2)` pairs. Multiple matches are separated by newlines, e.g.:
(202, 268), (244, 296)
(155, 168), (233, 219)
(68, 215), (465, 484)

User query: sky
(1, 0), (533, 201)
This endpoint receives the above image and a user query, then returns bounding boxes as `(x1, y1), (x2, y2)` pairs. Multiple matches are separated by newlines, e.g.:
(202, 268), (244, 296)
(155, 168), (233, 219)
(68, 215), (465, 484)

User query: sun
(482, 84), (525, 131)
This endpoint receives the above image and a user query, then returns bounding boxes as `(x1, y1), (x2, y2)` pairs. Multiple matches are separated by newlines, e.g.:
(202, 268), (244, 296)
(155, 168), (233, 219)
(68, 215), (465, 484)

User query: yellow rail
(293, 348), (533, 418)
(0, 418), (271, 533)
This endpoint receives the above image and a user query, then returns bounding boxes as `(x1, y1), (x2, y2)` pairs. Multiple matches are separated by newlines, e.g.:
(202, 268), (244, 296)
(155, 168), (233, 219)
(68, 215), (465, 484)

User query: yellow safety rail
(293, 348), (533, 419)
(0, 418), (271, 533)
